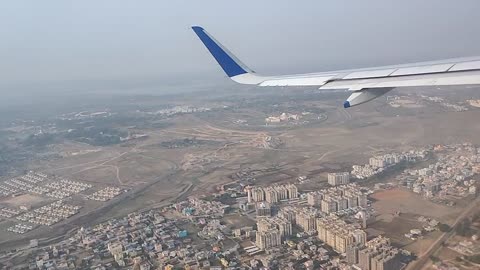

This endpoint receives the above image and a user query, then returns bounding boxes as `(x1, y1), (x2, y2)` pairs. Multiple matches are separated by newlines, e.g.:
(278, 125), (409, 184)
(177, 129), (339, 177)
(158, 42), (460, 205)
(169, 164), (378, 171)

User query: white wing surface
(192, 26), (480, 108)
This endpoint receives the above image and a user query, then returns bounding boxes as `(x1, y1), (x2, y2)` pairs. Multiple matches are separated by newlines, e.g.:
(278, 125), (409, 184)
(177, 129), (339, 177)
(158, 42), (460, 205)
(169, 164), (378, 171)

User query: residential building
(328, 172), (350, 186)
(256, 229), (281, 250)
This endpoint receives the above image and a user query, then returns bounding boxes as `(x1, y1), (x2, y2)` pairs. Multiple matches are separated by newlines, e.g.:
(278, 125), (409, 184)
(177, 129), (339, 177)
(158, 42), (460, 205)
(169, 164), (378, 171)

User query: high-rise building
(321, 199), (337, 214)
(369, 157), (384, 168)
(265, 187), (279, 203)
(366, 236), (390, 249)
(357, 194), (368, 207)
(316, 215), (367, 254)
(286, 184), (298, 199)
(352, 230), (367, 246)
(346, 244), (361, 265)
(346, 195), (358, 208)
(309, 183), (368, 214)
(257, 219), (274, 232)
(328, 172), (350, 186)
(296, 209), (317, 232)
(316, 216), (332, 244)
(252, 187), (265, 202)
(326, 228), (337, 248)
(370, 249), (402, 270)
(358, 247), (375, 270)
(307, 191), (323, 206)
(335, 229), (353, 253)
(245, 186), (253, 203)
(256, 202), (272, 217)
(275, 185), (289, 200)
(368, 154), (407, 169)
(247, 184), (298, 203)
(317, 224), (328, 242)
(357, 211), (368, 229)
(278, 207), (296, 225)
(273, 217), (292, 237)
(335, 198), (348, 211)
(256, 229), (281, 250)
(257, 217), (292, 238)
(356, 236), (402, 270)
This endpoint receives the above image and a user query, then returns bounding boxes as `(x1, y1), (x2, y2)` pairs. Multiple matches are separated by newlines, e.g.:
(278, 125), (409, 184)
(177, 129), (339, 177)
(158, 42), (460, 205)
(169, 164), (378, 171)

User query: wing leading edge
(192, 26), (480, 108)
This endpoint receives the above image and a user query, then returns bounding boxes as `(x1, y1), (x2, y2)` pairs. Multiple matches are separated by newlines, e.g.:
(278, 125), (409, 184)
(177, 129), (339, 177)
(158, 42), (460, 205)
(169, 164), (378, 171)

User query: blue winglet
(192, 26), (248, 77)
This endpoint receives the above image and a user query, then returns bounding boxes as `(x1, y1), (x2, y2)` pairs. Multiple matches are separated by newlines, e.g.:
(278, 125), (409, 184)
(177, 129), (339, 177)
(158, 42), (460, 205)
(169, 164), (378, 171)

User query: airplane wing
(192, 26), (480, 108)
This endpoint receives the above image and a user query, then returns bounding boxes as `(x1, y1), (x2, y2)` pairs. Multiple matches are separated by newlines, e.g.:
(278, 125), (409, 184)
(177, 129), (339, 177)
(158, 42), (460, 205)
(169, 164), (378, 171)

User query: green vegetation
(22, 133), (56, 148)
(64, 127), (127, 146)
(0, 143), (30, 176)
(456, 218), (472, 237)
(160, 138), (219, 149)
(467, 254), (480, 264)
(438, 223), (451, 232)
(215, 193), (237, 206)
(473, 212), (480, 222)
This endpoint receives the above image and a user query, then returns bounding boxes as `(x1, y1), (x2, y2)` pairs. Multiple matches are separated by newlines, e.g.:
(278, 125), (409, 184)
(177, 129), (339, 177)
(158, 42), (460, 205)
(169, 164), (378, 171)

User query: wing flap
(259, 76), (333, 87)
(343, 69), (396, 80)
(319, 70), (480, 90)
(390, 63), (454, 76)
(450, 60), (480, 72)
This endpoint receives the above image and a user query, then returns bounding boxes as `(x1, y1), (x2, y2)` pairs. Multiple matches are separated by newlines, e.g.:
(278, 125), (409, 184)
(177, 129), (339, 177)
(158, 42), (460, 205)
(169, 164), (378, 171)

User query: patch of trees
(55, 114), (149, 130)
(160, 138), (218, 149)
(467, 254), (480, 264)
(438, 223), (451, 232)
(456, 218), (472, 237)
(0, 143), (29, 176)
(65, 127), (127, 146)
(22, 133), (55, 147)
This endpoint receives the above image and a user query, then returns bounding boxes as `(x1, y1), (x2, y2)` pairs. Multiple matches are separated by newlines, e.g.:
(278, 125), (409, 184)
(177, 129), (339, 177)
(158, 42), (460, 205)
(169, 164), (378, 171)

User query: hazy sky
(1, 0), (480, 88)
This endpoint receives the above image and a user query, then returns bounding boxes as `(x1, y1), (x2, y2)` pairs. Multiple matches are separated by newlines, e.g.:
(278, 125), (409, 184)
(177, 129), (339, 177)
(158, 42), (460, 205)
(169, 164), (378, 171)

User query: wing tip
(191, 25), (249, 78)
(191, 26), (204, 31)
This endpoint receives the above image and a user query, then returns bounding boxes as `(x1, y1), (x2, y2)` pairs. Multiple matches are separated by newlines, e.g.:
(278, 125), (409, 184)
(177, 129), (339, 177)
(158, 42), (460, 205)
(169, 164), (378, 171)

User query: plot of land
(222, 214), (256, 229)
(371, 188), (461, 221)
(1, 194), (48, 208)
(370, 188), (463, 254)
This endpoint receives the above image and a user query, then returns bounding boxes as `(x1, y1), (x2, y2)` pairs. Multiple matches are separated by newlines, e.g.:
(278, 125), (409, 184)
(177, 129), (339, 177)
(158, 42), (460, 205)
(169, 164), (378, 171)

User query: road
(317, 149), (338, 161)
(407, 196), (480, 270)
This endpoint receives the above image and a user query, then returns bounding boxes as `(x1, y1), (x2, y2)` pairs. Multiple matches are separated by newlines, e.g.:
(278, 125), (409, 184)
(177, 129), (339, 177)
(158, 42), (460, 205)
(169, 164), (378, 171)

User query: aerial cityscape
(1, 84), (480, 270)
(2, 1), (480, 270)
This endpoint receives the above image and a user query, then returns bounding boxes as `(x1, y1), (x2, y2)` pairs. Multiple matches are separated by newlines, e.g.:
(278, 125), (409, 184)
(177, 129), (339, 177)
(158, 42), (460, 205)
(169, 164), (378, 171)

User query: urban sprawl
(1, 144), (480, 270)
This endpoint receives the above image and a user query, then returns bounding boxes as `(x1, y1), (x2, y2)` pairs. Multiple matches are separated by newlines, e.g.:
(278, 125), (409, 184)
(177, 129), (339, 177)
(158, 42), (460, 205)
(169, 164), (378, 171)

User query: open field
(1, 194), (47, 208)
(222, 214), (256, 229)
(371, 188), (461, 221)
(370, 188), (463, 255)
